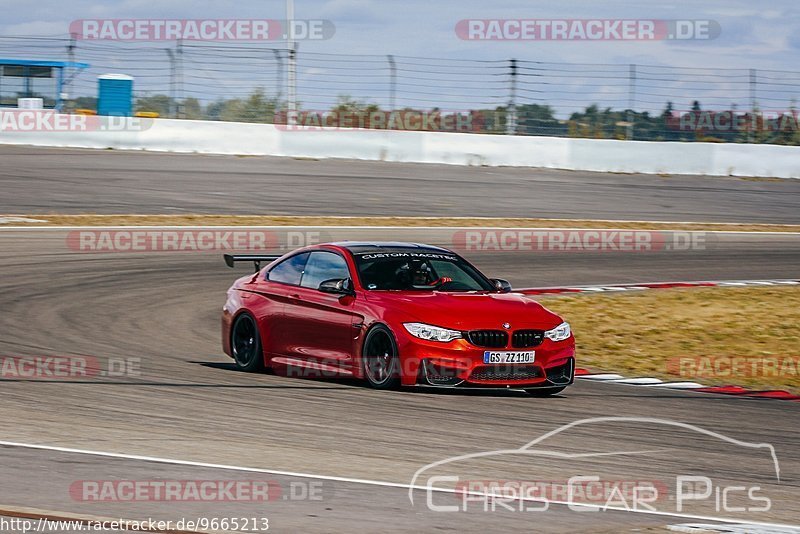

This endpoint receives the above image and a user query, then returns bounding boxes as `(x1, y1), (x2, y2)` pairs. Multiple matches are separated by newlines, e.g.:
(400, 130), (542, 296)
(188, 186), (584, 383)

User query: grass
(1, 214), (800, 232)
(540, 286), (800, 393)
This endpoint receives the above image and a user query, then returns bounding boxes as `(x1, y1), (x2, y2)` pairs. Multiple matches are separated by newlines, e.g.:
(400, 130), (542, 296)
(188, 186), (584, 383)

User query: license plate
(483, 351), (535, 364)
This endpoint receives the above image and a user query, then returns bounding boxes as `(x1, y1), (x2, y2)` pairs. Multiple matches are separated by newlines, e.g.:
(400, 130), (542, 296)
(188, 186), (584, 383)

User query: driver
(394, 260), (434, 288)
(411, 261), (434, 286)
(394, 260), (452, 288)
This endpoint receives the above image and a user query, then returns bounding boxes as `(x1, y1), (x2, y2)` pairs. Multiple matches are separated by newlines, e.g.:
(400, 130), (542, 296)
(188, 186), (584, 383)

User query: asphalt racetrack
(0, 146), (799, 533)
(2, 146), (800, 223)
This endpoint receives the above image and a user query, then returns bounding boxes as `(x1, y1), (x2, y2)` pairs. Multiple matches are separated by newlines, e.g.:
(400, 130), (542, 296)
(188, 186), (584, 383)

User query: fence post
(749, 68), (757, 143)
(176, 39), (184, 119)
(167, 41), (185, 118)
(627, 63), (636, 140)
(62, 33), (77, 110)
(506, 58), (517, 135)
(273, 49), (284, 108)
(166, 47), (176, 118)
(287, 0), (297, 125)
(388, 54), (397, 112)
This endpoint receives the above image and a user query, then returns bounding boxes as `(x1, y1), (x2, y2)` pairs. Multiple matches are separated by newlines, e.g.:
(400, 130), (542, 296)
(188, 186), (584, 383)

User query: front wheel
(362, 325), (401, 389)
(231, 313), (265, 372)
(524, 386), (566, 397)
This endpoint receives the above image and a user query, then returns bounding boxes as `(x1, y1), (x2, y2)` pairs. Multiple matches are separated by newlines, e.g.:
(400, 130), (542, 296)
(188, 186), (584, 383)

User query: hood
(365, 291), (564, 330)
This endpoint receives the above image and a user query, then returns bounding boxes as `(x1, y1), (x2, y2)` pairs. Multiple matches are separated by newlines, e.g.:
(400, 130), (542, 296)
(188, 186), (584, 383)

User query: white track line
(642, 382), (707, 389)
(522, 280), (800, 294)
(0, 440), (796, 529)
(0, 217), (48, 224)
(574, 374), (798, 397)
(669, 523), (800, 534)
(577, 374), (626, 380)
(576, 375), (708, 389)
(608, 377), (665, 385)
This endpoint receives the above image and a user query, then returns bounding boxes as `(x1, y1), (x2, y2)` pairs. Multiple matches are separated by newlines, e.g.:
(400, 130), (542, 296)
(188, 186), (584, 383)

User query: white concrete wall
(0, 115), (797, 178)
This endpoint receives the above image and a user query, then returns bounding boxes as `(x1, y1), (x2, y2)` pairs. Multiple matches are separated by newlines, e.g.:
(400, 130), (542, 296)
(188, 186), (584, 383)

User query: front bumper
(396, 334), (575, 389)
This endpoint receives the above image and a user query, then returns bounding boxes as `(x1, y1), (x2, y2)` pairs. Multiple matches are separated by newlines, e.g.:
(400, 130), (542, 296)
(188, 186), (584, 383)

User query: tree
(69, 96), (98, 112)
(516, 104), (560, 136)
(182, 98), (203, 120)
(661, 101), (674, 119)
(218, 88), (277, 123)
(328, 95), (381, 128)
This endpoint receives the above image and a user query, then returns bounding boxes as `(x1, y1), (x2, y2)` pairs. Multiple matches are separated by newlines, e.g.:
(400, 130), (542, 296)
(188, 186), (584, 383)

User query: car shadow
(195, 359), (554, 398)
(188, 361), (770, 403)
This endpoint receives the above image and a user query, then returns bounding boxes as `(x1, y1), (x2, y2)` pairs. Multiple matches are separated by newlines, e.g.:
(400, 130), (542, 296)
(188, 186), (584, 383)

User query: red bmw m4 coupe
(222, 242), (575, 396)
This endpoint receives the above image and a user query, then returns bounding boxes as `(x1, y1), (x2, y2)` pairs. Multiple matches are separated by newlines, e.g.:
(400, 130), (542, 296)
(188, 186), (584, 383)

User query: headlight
(403, 322), (462, 343)
(545, 322), (571, 342)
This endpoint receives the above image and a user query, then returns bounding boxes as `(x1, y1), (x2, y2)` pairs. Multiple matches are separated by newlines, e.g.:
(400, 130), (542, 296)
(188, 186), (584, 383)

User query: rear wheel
(524, 386), (566, 397)
(231, 313), (265, 372)
(362, 325), (400, 389)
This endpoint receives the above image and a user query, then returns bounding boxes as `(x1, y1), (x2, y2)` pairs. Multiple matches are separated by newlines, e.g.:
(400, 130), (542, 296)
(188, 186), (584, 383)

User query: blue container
(97, 74), (133, 116)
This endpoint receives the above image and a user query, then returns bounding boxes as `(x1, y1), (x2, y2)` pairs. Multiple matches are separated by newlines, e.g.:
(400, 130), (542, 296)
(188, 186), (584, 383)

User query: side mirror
(318, 278), (355, 296)
(490, 278), (512, 293)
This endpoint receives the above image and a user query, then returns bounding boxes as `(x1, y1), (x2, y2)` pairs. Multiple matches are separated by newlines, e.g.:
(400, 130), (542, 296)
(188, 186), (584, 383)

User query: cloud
(0, 0), (796, 114)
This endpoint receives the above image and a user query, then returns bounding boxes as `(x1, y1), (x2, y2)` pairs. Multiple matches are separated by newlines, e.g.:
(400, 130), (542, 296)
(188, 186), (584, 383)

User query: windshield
(352, 250), (495, 291)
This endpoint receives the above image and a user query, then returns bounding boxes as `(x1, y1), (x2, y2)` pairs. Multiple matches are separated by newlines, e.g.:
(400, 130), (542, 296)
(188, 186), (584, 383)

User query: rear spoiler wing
(223, 254), (282, 272)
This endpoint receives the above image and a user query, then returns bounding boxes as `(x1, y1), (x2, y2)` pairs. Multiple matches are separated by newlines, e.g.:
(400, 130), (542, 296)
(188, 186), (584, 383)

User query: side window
(267, 252), (310, 286)
(301, 251), (351, 290)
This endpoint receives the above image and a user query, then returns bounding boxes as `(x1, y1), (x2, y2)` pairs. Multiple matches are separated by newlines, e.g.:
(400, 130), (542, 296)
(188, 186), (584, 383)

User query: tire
(362, 325), (401, 389)
(231, 313), (265, 372)
(524, 386), (566, 397)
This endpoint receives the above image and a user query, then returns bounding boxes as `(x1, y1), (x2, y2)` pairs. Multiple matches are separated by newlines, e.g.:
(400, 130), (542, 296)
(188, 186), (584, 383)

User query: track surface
(1, 146), (799, 222)
(0, 231), (798, 532)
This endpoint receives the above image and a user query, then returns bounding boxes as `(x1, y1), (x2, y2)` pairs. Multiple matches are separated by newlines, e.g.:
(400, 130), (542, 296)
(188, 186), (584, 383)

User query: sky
(0, 0), (797, 115)
(1, 0), (797, 69)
